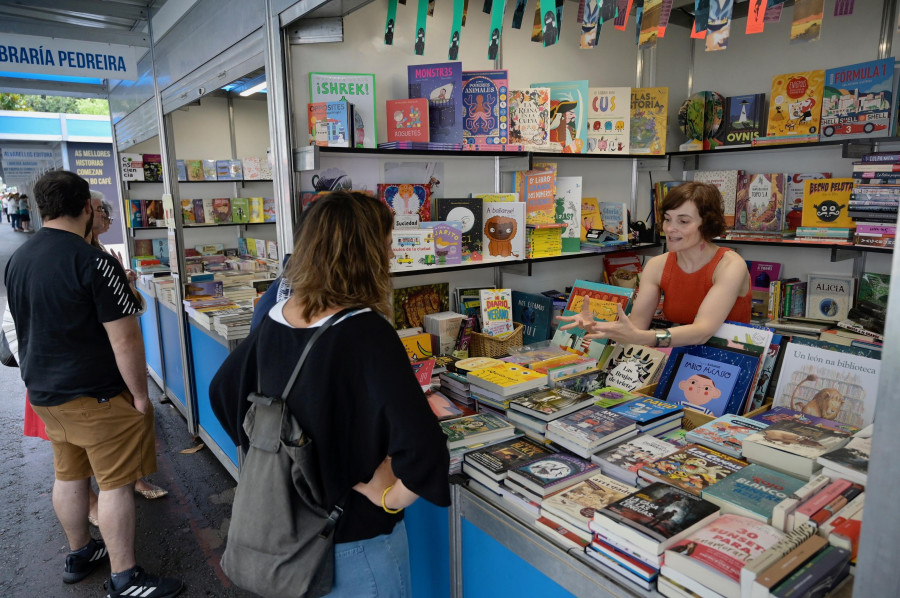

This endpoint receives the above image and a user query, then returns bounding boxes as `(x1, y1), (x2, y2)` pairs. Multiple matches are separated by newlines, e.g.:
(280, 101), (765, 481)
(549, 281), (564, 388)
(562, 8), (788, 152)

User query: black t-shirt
(5, 227), (142, 406)
(209, 307), (452, 544)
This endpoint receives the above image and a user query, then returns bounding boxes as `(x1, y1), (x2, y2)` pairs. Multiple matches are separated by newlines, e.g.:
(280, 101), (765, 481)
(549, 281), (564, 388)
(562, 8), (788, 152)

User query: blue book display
(822, 57), (895, 140)
(511, 290), (554, 344)
(660, 353), (742, 418)
(408, 62), (464, 144)
(610, 396), (683, 428)
(700, 463), (806, 524)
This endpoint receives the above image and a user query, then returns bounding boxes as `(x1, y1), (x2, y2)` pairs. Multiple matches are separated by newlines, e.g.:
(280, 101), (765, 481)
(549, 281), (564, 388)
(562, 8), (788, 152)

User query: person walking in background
(10, 192), (22, 231)
(210, 191), (450, 597)
(5, 170), (183, 598)
(18, 194), (31, 232)
(2, 193), (10, 223)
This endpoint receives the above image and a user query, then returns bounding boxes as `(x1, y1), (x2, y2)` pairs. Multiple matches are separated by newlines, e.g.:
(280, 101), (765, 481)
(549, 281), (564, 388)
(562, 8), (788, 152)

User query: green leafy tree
(0, 94), (109, 115)
(0, 93), (32, 111)
(74, 98), (110, 115)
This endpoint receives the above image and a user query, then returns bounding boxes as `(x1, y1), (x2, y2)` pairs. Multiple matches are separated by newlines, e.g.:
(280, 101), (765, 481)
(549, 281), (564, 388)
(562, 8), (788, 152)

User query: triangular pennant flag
(414, 0), (429, 55)
(511, 0), (528, 29)
(706, 0), (734, 52)
(449, 0), (465, 59)
(385, 0), (398, 45)
(746, 0), (767, 35)
(488, 0), (508, 59)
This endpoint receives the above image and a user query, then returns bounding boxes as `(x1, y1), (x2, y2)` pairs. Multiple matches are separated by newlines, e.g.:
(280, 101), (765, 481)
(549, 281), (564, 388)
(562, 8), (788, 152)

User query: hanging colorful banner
(791, 0), (824, 42)
(746, 0), (766, 34)
(511, 0), (528, 29)
(414, 0), (429, 55)
(580, 0), (601, 48)
(634, 0), (644, 45)
(657, 0), (673, 37)
(555, 0), (566, 43)
(833, 0), (854, 17)
(706, 0), (733, 51)
(693, 0), (709, 34)
(764, 4), (782, 21)
(599, 0), (618, 24)
(488, 0), (508, 59)
(428, 0), (436, 15)
(463, 0), (469, 25)
(614, 0), (633, 30)
(483, 0), (493, 13)
(385, 0), (398, 45)
(539, 0), (559, 46)
(639, 0), (661, 48)
(531, 3), (543, 41)
(449, 0), (465, 59)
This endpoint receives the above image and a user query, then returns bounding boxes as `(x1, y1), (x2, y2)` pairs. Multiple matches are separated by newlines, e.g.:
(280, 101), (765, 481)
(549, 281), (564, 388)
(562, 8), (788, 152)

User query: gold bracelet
(381, 485), (403, 514)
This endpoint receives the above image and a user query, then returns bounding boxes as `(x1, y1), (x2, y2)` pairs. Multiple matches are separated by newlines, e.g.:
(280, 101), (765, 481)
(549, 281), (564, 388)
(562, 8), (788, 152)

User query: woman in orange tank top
(559, 182), (752, 348)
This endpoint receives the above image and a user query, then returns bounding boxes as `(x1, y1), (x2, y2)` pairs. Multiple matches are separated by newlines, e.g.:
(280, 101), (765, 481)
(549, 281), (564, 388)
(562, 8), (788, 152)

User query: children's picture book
(435, 197), (483, 261)
(216, 159), (232, 179)
(821, 57), (895, 139)
(212, 198), (232, 224)
(721, 93), (766, 147)
(511, 290), (554, 344)
(599, 201), (629, 241)
(593, 434), (681, 486)
(462, 70), (509, 146)
(466, 362), (548, 396)
(771, 341), (879, 429)
(392, 283), (450, 329)
(805, 273), (854, 322)
(532, 80), (589, 153)
(733, 173), (785, 232)
(478, 289), (514, 337)
(386, 98), (429, 143)
(692, 170), (740, 228)
(630, 87), (669, 155)
(509, 88), (551, 151)
(202, 159), (217, 181)
(507, 453), (601, 496)
(580, 197), (601, 241)
(685, 415), (769, 459)
(191, 198), (205, 224)
(378, 183), (432, 225)
(639, 443), (748, 495)
(242, 156), (261, 180)
(263, 197), (276, 222)
(408, 62), (463, 145)
(307, 100), (354, 147)
(420, 221), (462, 265)
(391, 229), (436, 269)
(785, 172), (832, 216)
(748, 261), (782, 292)
(175, 159), (187, 182)
(562, 279), (634, 337)
(526, 223), (565, 259)
(516, 163), (557, 225)
(228, 159), (243, 180)
(587, 87), (631, 154)
(310, 72), (377, 147)
(230, 197), (250, 224)
(185, 159), (204, 181)
(766, 70), (825, 138)
(554, 176), (582, 252)
(482, 202), (525, 261)
(801, 178), (854, 228)
(601, 344), (667, 392)
(180, 199), (195, 224)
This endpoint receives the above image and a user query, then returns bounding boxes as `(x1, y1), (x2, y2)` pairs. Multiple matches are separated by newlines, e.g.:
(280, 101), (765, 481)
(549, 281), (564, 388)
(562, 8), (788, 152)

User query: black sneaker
(104, 566), (184, 598)
(63, 538), (109, 584)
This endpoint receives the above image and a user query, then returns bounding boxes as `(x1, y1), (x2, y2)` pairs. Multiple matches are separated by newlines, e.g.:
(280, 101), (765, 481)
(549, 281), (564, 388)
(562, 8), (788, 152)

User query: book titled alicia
(806, 273), (854, 321)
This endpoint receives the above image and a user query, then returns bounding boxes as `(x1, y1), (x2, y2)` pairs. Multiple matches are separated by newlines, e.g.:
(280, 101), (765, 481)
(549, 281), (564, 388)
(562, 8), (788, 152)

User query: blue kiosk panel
(461, 520), (575, 598)
(137, 288), (163, 382)
(188, 322), (238, 467)
(406, 500), (450, 598)
(157, 303), (186, 407)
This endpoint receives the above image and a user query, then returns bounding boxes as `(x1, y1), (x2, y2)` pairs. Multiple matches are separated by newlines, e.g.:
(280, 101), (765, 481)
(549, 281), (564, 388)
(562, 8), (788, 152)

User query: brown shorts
(32, 391), (158, 490)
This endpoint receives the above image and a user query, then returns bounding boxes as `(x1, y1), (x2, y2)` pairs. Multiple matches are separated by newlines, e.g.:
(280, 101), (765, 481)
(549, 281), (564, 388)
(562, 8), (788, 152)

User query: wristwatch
(654, 329), (672, 348)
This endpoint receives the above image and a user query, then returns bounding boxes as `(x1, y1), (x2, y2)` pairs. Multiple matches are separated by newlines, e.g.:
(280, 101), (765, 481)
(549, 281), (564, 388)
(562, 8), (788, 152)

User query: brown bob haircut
(284, 191), (393, 322)
(660, 181), (727, 241)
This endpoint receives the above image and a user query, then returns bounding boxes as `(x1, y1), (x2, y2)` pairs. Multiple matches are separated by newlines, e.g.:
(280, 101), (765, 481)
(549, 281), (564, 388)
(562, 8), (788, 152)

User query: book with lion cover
(771, 342), (880, 429)
(766, 70), (825, 138)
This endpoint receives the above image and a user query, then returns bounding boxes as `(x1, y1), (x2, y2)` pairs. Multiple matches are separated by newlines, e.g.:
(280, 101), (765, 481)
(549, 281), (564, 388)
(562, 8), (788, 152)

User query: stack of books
(461, 435), (556, 496)
(212, 307), (254, 341)
(544, 404), (638, 458)
(503, 453), (600, 516)
(505, 387), (596, 442)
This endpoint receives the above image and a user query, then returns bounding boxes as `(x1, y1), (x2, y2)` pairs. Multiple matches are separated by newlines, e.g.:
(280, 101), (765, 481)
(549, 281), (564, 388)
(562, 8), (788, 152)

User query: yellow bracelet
(381, 485), (403, 514)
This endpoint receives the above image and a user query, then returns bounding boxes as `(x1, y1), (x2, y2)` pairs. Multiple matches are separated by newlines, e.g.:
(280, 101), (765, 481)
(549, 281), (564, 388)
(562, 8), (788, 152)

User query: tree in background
(0, 93), (109, 115)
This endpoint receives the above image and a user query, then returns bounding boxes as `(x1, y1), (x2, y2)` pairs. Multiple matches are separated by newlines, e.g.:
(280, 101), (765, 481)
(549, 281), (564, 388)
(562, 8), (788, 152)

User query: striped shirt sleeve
(92, 253), (142, 322)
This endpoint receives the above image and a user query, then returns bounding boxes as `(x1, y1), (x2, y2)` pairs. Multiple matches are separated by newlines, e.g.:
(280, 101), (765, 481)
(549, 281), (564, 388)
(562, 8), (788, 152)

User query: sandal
(135, 482), (169, 500)
(88, 514), (99, 527)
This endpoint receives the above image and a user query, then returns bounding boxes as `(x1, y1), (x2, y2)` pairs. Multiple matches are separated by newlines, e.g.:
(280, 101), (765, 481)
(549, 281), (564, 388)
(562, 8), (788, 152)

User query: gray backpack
(221, 309), (353, 598)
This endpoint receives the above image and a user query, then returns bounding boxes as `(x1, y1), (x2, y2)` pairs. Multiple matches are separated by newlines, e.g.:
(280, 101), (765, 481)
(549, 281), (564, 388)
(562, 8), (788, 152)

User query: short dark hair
(661, 182), (726, 241)
(33, 170), (90, 220)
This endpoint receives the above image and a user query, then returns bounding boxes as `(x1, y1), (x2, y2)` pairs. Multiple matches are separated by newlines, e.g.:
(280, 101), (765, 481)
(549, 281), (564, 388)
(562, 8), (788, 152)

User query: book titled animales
(462, 70), (509, 146)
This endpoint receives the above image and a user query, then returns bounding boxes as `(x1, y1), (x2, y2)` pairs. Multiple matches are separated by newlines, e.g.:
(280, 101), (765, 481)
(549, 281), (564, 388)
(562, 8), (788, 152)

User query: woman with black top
(210, 191), (451, 597)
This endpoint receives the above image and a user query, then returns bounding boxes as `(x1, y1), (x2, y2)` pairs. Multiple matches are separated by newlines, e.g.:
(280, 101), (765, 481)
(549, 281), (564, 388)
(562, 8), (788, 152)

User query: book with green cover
(230, 198), (250, 223)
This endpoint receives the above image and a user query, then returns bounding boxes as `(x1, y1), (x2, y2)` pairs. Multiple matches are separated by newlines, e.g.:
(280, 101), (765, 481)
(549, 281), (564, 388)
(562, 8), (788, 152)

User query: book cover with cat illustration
(771, 342), (880, 429)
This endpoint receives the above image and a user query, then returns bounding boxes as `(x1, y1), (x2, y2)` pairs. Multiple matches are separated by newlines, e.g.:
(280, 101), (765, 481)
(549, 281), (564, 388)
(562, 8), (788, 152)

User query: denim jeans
(10, 213), (19, 229)
(326, 520), (411, 598)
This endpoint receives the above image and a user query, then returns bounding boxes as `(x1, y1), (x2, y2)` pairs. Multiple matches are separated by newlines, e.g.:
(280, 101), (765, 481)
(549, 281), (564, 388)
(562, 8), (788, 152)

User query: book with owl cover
(638, 443), (748, 496)
(721, 93), (766, 147)
(511, 291), (554, 344)
(461, 70), (509, 146)
(805, 273), (854, 322)
(741, 420), (850, 480)
(594, 482), (721, 551)
(532, 80), (590, 154)
(386, 98), (429, 143)
(506, 452), (601, 496)
(822, 58), (895, 140)
(601, 344), (668, 391)
(587, 87), (631, 154)
(378, 183), (432, 227)
(685, 415), (769, 459)
(435, 196), (483, 261)
(509, 88), (551, 151)
(766, 70), (825, 138)
(482, 202), (525, 261)
(407, 62), (463, 145)
(692, 170), (740, 228)
(770, 342), (879, 429)
(801, 178), (854, 228)
(541, 473), (638, 535)
(554, 176), (582, 252)
(630, 87), (669, 155)
(733, 173), (785, 232)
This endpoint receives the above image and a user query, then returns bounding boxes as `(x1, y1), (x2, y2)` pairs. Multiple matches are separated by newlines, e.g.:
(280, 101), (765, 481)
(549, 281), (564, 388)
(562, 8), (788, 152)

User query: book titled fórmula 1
(506, 453), (600, 497)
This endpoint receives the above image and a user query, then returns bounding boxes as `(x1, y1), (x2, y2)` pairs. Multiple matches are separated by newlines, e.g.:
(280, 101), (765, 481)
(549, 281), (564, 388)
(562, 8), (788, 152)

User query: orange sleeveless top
(660, 247), (752, 325)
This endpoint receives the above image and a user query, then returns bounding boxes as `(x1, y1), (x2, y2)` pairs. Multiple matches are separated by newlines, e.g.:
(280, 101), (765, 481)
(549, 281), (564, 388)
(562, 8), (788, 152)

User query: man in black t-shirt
(5, 171), (183, 598)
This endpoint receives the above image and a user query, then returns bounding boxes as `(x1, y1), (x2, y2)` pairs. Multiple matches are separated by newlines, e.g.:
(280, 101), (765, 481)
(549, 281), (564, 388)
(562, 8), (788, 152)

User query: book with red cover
(386, 99), (430, 143)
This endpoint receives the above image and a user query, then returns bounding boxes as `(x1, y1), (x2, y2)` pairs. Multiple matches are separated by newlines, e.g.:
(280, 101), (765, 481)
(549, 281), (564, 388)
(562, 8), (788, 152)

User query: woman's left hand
(584, 304), (642, 344)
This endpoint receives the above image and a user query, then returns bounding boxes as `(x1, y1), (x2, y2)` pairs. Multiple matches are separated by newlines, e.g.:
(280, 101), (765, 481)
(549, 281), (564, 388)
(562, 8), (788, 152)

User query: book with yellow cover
(467, 363), (549, 396)
(801, 178), (854, 228)
(766, 70), (825, 138)
(580, 197), (601, 241)
(631, 87), (668, 155)
(526, 223), (565, 258)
